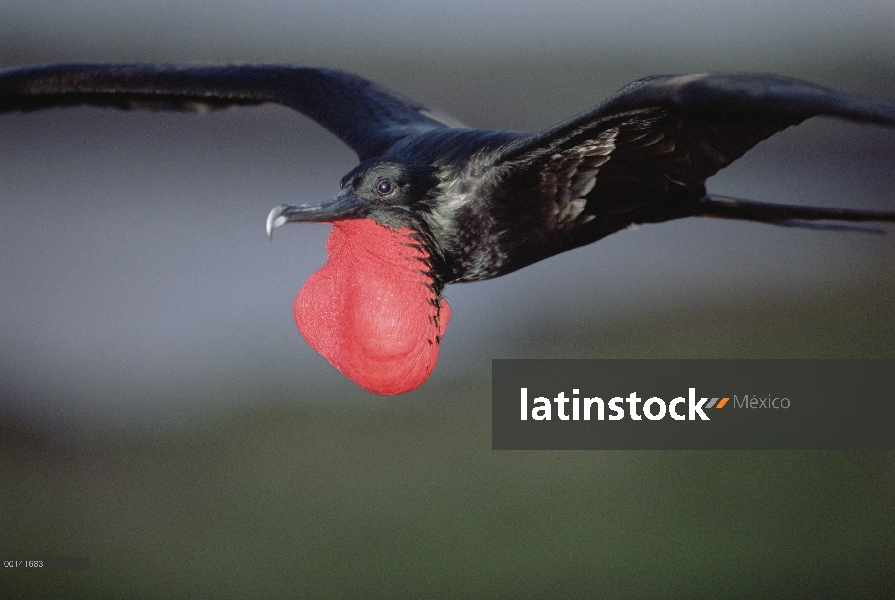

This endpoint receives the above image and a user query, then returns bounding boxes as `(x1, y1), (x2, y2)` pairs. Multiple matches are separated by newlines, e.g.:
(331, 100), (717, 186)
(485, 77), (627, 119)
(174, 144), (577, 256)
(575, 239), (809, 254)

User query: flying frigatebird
(2, 64), (894, 394)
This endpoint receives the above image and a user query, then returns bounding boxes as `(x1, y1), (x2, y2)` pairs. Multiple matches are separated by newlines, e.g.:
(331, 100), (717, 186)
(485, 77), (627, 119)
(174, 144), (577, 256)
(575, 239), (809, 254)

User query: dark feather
(453, 73), (895, 278)
(0, 63), (464, 160)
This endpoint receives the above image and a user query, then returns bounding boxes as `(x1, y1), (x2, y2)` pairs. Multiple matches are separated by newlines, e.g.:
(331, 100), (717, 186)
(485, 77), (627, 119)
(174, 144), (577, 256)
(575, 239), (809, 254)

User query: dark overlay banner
(492, 359), (895, 450)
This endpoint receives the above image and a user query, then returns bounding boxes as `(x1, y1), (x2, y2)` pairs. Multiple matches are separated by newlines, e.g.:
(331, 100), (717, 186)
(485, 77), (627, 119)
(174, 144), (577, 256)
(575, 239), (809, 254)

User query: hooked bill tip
(266, 205), (288, 240)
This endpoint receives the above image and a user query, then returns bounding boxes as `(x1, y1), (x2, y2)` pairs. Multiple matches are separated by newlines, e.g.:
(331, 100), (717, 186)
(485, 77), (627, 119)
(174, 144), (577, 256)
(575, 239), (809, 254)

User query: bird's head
(268, 160), (440, 228)
(267, 159), (450, 396)
(340, 159), (442, 214)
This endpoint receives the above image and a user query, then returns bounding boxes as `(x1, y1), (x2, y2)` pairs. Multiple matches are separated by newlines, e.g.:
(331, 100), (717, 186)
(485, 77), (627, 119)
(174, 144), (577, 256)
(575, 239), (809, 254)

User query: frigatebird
(2, 64), (894, 394)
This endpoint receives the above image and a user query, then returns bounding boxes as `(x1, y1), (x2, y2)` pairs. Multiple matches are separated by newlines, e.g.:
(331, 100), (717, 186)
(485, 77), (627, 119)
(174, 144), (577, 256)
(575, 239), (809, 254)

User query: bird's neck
(293, 219), (450, 395)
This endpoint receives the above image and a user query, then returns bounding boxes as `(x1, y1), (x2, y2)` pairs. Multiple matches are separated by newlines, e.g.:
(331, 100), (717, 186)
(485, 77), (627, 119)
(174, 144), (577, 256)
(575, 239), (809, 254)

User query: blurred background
(2, 1), (894, 597)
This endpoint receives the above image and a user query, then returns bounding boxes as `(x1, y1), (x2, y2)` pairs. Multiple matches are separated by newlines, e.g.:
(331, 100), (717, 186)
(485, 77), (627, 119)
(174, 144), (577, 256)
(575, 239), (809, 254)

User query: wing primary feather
(0, 63), (458, 159)
(699, 194), (895, 225)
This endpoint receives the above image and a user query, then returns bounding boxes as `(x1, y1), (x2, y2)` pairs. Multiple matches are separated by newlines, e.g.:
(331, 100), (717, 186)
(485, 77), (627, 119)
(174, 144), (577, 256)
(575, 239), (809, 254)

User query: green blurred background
(1, 1), (894, 597)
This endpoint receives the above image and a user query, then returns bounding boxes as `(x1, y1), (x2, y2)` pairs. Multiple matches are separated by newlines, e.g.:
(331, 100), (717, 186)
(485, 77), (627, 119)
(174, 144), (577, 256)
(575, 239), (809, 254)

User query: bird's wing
(489, 73), (895, 234)
(0, 63), (465, 160)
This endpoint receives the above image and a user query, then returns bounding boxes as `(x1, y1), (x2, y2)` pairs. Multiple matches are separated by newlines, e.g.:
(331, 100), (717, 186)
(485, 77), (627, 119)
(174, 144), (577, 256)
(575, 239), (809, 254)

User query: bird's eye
(376, 179), (394, 196)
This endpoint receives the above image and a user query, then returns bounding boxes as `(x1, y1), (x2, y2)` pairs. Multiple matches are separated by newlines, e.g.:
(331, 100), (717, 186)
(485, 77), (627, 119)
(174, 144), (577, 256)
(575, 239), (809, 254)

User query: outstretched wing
(490, 73), (895, 241)
(0, 63), (465, 160)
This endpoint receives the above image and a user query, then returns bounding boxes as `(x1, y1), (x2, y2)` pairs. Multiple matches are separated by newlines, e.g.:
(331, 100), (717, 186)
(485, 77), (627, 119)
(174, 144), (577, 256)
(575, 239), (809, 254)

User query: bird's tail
(698, 195), (895, 234)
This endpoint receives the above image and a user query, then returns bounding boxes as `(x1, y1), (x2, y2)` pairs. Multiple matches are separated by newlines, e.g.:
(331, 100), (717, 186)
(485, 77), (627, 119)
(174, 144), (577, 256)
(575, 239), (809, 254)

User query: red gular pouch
(294, 219), (451, 395)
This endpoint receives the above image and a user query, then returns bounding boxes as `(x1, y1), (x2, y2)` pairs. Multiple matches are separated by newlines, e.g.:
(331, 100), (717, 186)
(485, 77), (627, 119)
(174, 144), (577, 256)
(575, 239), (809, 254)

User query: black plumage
(3, 63), (895, 293)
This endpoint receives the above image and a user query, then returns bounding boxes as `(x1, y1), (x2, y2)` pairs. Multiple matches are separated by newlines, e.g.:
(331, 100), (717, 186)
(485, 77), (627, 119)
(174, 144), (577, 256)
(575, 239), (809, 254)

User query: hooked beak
(266, 188), (364, 239)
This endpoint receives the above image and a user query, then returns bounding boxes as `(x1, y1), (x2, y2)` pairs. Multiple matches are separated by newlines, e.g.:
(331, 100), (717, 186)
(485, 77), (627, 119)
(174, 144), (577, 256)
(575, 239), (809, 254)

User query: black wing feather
(491, 73), (895, 240)
(498, 73), (895, 166)
(0, 63), (462, 160)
